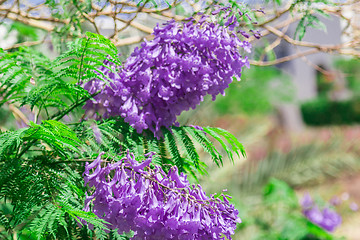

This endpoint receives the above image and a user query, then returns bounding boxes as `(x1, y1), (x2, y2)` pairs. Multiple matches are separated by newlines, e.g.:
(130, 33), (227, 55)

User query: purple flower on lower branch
(83, 151), (241, 239)
(301, 194), (342, 232)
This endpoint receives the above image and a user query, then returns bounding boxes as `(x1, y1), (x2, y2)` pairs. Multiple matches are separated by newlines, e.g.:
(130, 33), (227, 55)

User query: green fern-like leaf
(12, 32), (122, 121)
(173, 127), (202, 171)
(144, 137), (162, 165)
(0, 210), (10, 231)
(29, 204), (63, 239)
(0, 128), (27, 160)
(24, 120), (82, 158)
(185, 126), (223, 166)
(110, 229), (133, 240)
(0, 47), (51, 107)
(164, 128), (184, 171)
(207, 127), (246, 159)
(203, 127), (235, 162)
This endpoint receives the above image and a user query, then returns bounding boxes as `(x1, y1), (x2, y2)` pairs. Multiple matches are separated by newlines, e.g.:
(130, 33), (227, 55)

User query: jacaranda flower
(83, 151), (241, 239)
(84, 13), (251, 137)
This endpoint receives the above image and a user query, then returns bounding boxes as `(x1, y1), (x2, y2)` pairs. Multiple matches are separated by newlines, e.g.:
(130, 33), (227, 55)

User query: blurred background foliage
(301, 58), (360, 126)
(214, 66), (294, 116)
(1, 0), (360, 239)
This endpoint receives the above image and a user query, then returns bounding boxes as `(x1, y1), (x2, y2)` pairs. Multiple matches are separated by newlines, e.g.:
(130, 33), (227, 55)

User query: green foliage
(185, 126), (223, 166)
(0, 128), (27, 160)
(8, 22), (41, 42)
(264, 0), (283, 6)
(45, 0), (95, 46)
(295, 13), (327, 41)
(263, 178), (298, 207)
(138, 0), (172, 8)
(0, 120), (81, 160)
(0, 47), (51, 107)
(0, 121), (244, 238)
(173, 127), (201, 170)
(164, 128), (184, 171)
(0, 33), (120, 238)
(25, 120), (82, 158)
(204, 127), (246, 162)
(74, 117), (245, 177)
(55, 32), (121, 83)
(0, 143), (110, 239)
(214, 0), (260, 30)
(21, 32), (120, 120)
(2, 33), (117, 128)
(291, 0), (331, 40)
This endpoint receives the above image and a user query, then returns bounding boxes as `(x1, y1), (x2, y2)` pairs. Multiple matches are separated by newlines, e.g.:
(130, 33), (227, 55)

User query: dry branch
(0, 0), (359, 65)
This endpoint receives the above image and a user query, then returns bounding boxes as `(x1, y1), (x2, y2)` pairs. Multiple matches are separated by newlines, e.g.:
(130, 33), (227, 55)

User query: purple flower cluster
(301, 193), (342, 232)
(83, 151), (241, 239)
(84, 14), (251, 136)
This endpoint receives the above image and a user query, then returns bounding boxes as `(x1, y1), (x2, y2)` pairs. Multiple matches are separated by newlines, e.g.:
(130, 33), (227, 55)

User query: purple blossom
(237, 30), (250, 39)
(255, 8), (265, 14)
(250, 29), (262, 39)
(301, 192), (313, 209)
(329, 196), (341, 206)
(82, 151), (241, 239)
(301, 194), (342, 232)
(350, 202), (358, 211)
(245, 13), (252, 21)
(189, 125), (204, 131)
(189, 125), (207, 135)
(84, 16), (251, 137)
(211, 9), (220, 15)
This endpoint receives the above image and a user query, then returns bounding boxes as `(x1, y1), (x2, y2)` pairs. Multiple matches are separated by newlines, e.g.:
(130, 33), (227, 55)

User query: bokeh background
(1, 0), (360, 239)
